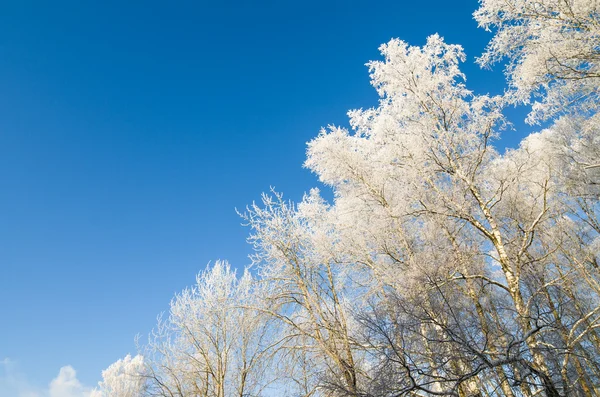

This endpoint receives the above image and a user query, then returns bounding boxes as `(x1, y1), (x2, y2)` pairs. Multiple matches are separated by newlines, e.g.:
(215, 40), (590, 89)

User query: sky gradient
(0, 0), (531, 393)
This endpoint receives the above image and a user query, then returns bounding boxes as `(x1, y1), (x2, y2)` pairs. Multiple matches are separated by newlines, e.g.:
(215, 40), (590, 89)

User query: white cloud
(0, 359), (95, 397)
(48, 366), (93, 397)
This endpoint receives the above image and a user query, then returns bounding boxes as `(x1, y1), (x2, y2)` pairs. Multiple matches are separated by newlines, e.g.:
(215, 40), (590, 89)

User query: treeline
(94, 1), (600, 396)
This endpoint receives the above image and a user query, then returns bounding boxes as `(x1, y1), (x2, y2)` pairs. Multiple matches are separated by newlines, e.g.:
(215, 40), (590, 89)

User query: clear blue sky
(0, 0), (530, 391)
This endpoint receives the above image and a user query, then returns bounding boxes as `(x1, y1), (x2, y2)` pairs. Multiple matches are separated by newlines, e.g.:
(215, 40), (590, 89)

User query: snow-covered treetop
(93, 354), (146, 397)
(475, 0), (600, 123)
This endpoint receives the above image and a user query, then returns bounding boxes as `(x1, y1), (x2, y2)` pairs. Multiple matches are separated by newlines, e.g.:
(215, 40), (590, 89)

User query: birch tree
(141, 261), (281, 397)
(303, 34), (599, 396)
(243, 192), (369, 396)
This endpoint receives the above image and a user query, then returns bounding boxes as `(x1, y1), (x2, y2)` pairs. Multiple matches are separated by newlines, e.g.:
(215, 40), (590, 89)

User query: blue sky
(0, 0), (531, 393)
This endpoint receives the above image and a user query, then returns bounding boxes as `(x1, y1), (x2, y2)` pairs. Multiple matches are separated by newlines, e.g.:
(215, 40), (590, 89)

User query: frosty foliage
(305, 34), (506, 292)
(93, 355), (146, 397)
(475, 0), (600, 123)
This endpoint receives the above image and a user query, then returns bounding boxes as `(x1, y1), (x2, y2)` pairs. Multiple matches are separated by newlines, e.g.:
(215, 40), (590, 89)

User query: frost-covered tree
(474, 0), (600, 124)
(142, 261), (281, 397)
(301, 34), (599, 396)
(93, 355), (147, 397)
(243, 192), (368, 396)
